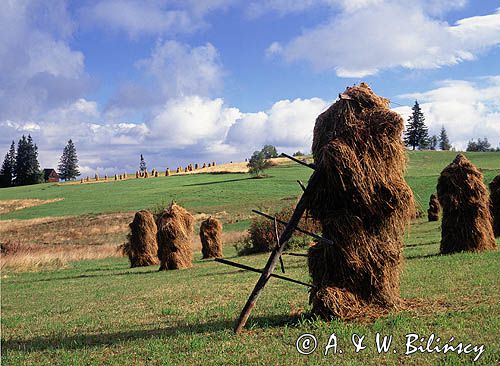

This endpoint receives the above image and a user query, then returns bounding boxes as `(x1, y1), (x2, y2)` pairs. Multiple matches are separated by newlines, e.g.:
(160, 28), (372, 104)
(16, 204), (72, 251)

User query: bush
(236, 205), (322, 256)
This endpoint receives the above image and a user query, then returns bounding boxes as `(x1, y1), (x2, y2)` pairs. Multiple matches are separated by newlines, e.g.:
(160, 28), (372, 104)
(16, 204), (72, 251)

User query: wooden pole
(234, 171), (320, 333)
(280, 153), (316, 170)
(214, 258), (312, 288)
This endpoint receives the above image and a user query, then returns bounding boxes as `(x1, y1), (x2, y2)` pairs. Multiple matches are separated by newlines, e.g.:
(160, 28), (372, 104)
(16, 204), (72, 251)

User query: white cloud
(138, 40), (224, 97)
(394, 77), (500, 150)
(79, 0), (234, 38)
(150, 95), (241, 147)
(226, 97), (329, 152)
(271, 3), (500, 77)
(0, 1), (90, 121)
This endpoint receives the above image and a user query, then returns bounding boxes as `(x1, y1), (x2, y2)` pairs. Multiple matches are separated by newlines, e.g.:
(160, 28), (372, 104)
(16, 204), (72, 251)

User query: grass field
(1, 151), (499, 365)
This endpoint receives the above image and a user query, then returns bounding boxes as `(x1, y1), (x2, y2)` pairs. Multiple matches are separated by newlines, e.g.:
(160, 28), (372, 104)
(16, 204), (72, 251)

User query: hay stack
(202, 163), (206, 168)
(95, 174), (99, 181)
(123, 172), (127, 179)
(104, 175), (108, 180)
(165, 169), (170, 176)
(157, 202), (194, 270)
(154, 171), (159, 177)
(307, 83), (414, 320)
(136, 171), (139, 178)
(123, 210), (159, 267)
(200, 217), (223, 259)
(194, 163), (198, 170)
(427, 193), (440, 221)
(437, 154), (496, 253)
(490, 174), (500, 237)
(114, 174), (118, 180)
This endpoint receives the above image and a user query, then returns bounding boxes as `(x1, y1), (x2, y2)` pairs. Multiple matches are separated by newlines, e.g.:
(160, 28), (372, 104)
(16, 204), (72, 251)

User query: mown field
(1, 151), (499, 365)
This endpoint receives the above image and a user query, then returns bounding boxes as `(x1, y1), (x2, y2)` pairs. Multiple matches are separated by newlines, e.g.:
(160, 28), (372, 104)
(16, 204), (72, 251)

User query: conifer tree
(404, 101), (429, 150)
(15, 135), (42, 185)
(58, 139), (80, 180)
(0, 141), (16, 187)
(139, 154), (147, 172)
(439, 126), (451, 150)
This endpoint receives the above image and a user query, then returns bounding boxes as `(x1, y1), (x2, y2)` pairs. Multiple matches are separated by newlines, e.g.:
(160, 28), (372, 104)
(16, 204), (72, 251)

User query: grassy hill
(1, 151), (499, 230)
(1, 151), (499, 365)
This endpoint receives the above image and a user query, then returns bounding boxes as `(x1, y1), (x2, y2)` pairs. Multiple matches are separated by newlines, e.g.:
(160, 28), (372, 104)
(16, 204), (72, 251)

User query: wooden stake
(234, 171), (320, 333)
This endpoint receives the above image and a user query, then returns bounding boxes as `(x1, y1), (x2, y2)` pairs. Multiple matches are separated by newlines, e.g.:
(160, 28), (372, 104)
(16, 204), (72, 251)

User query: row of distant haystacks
(122, 202), (224, 269)
(80, 173), (128, 183)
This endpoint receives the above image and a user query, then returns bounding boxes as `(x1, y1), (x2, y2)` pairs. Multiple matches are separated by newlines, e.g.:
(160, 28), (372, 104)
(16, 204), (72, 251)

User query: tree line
(0, 137), (79, 188)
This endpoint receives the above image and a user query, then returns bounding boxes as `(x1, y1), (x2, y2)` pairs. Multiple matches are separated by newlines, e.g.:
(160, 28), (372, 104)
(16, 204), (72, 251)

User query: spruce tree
(139, 154), (147, 172)
(15, 135), (42, 186)
(0, 141), (16, 187)
(429, 135), (438, 150)
(58, 139), (80, 180)
(439, 126), (451, 150)
(404, 101), (429, 150)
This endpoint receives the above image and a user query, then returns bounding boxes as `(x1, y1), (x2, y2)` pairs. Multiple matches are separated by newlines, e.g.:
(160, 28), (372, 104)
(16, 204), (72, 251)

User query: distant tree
(139, 154), (147, 172)
(247, 150), (272, 177)
(261, 145), (278, 159)
(58, 139), (80, 181)
(15, 135), (42, 186)
(439, 126), (451, 151)
(293, 151), (304, 157)
(466, 138), (492, 152)
(429, 135), (438, 150)
(404, 101), (429, 150)
(0, 141), (16, 187)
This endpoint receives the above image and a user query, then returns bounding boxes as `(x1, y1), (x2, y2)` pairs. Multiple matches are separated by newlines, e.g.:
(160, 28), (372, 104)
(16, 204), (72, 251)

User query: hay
(95, 174), (99, 181)
(490, 174), (500, 237)
(122, 210), (159, 267)
(427, 193), (440, 221)
(165, 169), (170, 176)
(200, 217), (223, 259)
(437, 154), (496, 253)
(157, 202), (194, 270)
(307, 83), (414, 320)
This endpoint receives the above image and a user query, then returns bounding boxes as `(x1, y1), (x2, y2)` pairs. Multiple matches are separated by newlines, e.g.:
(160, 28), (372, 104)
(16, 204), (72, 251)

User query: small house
(43, 169), (59, 183)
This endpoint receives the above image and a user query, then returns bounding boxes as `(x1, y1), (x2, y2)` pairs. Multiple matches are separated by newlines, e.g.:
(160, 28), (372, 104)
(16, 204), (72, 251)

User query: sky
(1, 0), (499, 176)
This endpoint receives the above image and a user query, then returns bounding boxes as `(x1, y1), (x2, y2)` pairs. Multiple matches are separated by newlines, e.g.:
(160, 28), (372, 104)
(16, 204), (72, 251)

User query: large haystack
(157, 202), (194, 270)
(200, 217), (223, 259)
(490, 174), (500, 237)
(437, 154), (496, 254)
(122, 210), (159, 267)
(307, 83), (414, 320)
(427, 193), (440, 221)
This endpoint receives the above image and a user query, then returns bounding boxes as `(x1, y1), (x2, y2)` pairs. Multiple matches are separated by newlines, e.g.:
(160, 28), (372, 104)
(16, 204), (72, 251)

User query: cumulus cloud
(0, 1), (91, 121)
(394, 77), (500, 150)
(269, 2), (500, 77)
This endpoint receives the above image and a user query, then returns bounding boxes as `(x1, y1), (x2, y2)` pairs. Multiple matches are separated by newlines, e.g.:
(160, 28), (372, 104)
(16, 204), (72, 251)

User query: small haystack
(427, 193), (440, 221)
(200, 217), (223, 259)
(490, 174), (500, 237)
(157, 202), (194, 270)
(437, 154), (496, 254)
(307, 83), (414, 320)
(123, 210), (159, 267)
(165, 169), (170, 176)
(95, 173), (99, 181)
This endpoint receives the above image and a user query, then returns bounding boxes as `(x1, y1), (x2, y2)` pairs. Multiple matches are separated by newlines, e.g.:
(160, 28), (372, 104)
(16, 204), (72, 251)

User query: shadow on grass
(182, 177), (253, 187)
(8, 269), (160, 284)
(405, 253), (441, 260)
(2, 314), (309, 352)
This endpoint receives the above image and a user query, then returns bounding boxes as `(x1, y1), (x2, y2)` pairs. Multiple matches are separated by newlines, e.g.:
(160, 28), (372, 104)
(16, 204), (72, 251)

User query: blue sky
(1, 0), (499, 176)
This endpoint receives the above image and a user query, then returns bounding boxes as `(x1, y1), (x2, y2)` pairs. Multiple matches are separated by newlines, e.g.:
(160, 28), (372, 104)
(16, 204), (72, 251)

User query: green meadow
(1, 151), (499, 365)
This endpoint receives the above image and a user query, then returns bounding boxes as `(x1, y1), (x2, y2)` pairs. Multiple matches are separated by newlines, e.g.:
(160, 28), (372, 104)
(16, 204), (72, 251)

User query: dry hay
(154, 171), (159, 177)
(136, 171), (139, 178)
(490, 174), (500, 237)
(437, 154), (496, 254)
(427, 193), (440, 221)
(157, 202), (194, 270)
(200, 217), (223, 259)
(104, 175), (108, 180)
(95, 174), (99, 181)
(165, 169), (170, 176)
(0, 198), (64, 215)
(306, 83), (414, 320)
(122, 210), (159, 267)
(114, 174), (118, 180)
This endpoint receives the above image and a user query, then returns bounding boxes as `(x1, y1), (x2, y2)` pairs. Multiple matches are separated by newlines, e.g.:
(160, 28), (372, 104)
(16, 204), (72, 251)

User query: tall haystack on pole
(165, 168), (170, 176)
(437, 154), (496, 254)
(307, 83), (414, 320)
(200, 217), (223, 259)
(122, 210), (159, 267)
(490, 174), (500, 237)
(427, 193), (440, 221)
(157, 202), (194, 270)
